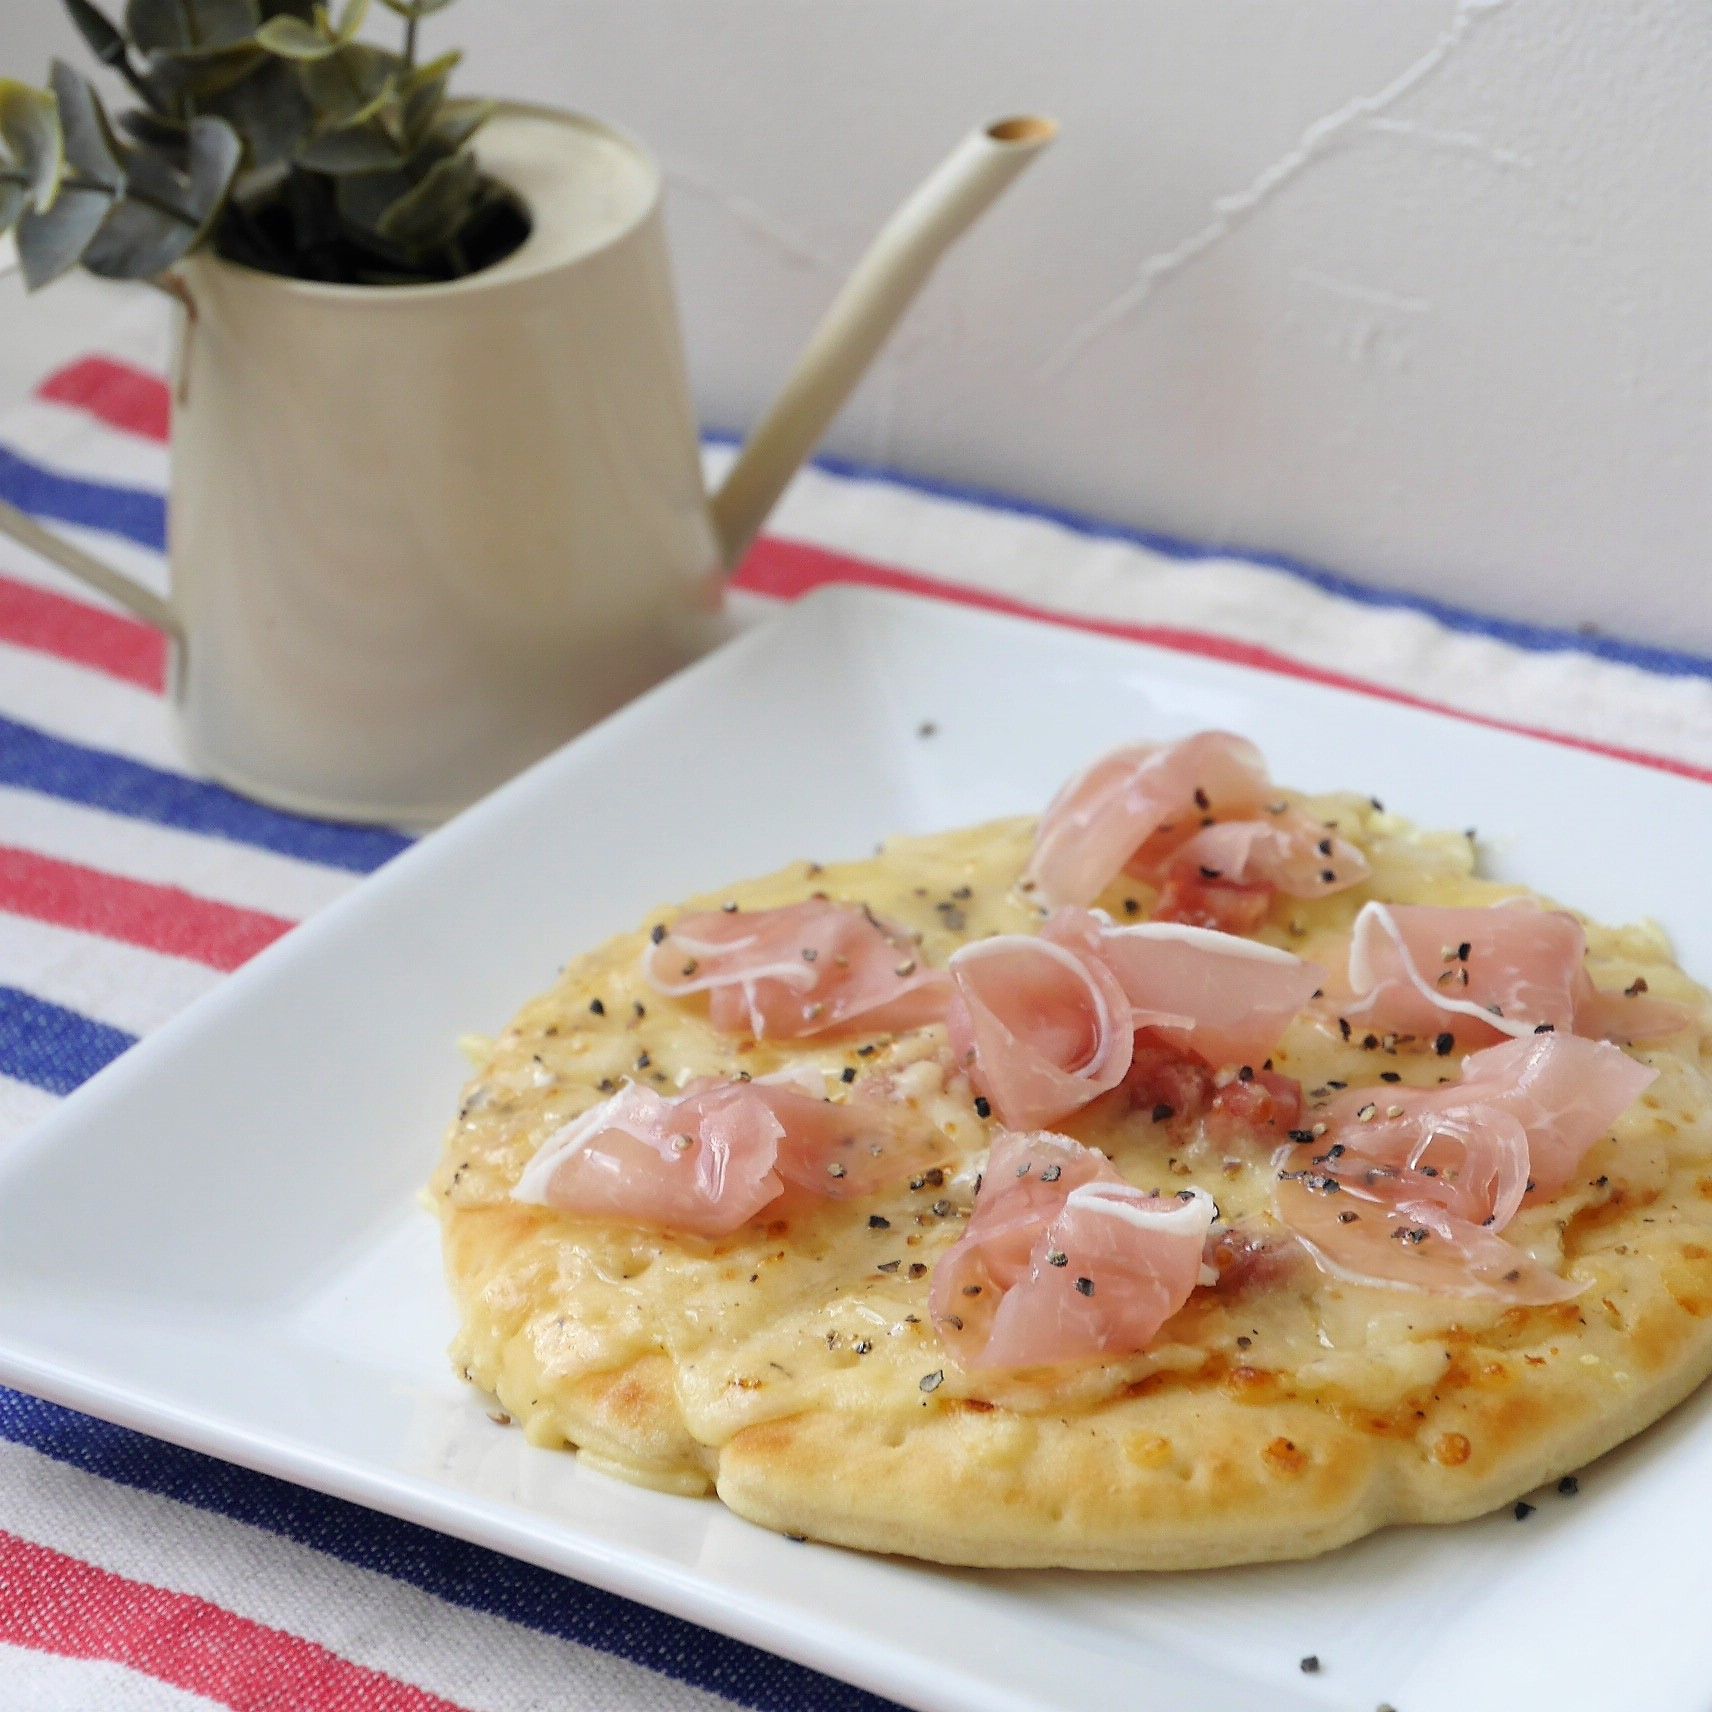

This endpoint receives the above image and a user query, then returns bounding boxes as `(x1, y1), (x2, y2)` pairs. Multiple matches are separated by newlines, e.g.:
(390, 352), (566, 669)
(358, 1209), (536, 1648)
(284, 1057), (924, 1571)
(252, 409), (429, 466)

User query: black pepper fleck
(973, 1096), (992, 1119)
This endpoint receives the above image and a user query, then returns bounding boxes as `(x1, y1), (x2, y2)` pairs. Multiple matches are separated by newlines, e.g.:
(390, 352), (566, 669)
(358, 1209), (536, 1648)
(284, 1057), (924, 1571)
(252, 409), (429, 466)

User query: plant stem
(404, 10), (419, 69)
(60, 168), (201, 230)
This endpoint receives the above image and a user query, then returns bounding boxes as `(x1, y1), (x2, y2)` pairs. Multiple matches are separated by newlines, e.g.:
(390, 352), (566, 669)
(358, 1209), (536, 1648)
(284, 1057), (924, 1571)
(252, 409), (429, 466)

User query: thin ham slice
(1026, 732), (1272, 908)
(1342, 900), (1692, 1047)
(1025, 731), (1370, 910)
(1153, 817), (1369, 900)
(512, 1074), (929, 1237)
(1092, 918), (1324, 1069)
(644, 898), (950, 1040)
(930, 1129), (1217, 1370)
(1272, 1173), (1580, 1303)
(946, 908), (1321, 1127)
(1272, 1033), (1656, 1300)
(946, 921), (1140, 1129)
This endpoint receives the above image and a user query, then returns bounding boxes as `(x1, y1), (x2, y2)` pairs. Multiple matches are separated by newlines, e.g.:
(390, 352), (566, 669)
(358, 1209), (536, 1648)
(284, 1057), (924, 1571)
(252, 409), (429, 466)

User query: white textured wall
(8, 1), (1711, 649)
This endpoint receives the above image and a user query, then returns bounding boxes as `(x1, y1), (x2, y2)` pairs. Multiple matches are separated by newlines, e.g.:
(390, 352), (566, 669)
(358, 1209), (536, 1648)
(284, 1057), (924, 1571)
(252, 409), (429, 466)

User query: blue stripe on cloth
(0, 716), (411, 875)
(0, 987), (135, 1095)
(703, 430), (1712, 684)
(0, 1389), (900, 1712)
(0, 444), (166, 554)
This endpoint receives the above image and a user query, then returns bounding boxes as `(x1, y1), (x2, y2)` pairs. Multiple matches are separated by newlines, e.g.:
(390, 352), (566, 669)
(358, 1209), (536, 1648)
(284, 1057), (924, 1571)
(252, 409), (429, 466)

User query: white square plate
(2, 587), (1710, 1712)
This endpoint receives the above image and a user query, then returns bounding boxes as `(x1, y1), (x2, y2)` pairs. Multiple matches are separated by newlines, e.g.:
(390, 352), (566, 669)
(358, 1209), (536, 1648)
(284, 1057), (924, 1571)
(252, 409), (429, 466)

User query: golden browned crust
(433, 804), (1712, 1568)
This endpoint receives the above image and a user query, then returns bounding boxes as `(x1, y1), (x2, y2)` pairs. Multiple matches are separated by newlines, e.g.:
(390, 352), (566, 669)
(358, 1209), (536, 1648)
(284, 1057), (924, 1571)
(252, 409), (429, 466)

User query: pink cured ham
(512, 1074), (927, 1237)
(1024, 730), (1369, 909)
(946, 908), (1321, 1128)
(1272, 1174), (1580, 1303)
(1342, 900), (1692, 1047)
(946, 917), (1143, 1129)
(1154, 818), (1368, 901)
(1272, 1033), (1656, 1300)
(644, 899), (950, 1040)
(1091, 917), (1324, 1070)
(930, 1130), (1216, 1371)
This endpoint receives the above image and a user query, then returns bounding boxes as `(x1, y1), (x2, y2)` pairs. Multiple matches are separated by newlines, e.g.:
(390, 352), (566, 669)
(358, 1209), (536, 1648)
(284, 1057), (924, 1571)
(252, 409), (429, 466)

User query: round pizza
(431, 730), (1712, 1569)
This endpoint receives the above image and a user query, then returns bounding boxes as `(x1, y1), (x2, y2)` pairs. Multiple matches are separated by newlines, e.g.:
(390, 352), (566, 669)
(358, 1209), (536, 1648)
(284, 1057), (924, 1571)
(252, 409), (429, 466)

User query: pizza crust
(432, 800), (1712, 1569)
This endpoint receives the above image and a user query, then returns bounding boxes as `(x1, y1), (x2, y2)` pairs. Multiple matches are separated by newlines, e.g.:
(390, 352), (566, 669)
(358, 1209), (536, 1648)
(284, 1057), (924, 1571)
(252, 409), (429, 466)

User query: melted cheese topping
(433, 795), (1712, 1492)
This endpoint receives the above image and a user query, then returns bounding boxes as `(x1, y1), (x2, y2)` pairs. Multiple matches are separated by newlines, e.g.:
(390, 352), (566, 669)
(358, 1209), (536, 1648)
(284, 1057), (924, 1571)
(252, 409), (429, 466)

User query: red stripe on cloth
(735, 536), (1712, 789)
(0, 846), (293, 971)
(35, 357), (171, 444)
(0, 1530), (472, 1712)
(0, 573), (168, 690)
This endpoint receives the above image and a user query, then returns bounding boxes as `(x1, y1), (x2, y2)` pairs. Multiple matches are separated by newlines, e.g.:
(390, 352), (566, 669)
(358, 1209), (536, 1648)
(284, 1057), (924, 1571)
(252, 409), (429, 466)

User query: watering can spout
(707, 115), (1057, 571)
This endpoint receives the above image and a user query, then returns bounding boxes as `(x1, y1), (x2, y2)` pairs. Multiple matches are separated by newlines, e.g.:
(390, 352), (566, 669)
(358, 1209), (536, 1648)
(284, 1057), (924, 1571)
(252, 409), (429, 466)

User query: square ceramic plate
(2, 587), (1710, 1712)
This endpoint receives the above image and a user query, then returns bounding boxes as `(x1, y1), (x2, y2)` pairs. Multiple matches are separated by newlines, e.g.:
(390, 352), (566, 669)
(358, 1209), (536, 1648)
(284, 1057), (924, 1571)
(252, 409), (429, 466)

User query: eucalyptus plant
(0, 0), (519, 290)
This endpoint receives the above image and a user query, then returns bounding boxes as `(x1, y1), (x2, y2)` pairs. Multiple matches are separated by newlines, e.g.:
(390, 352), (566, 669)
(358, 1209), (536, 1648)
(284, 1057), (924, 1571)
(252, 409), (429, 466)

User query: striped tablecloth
(3, 302), (1712, 1712)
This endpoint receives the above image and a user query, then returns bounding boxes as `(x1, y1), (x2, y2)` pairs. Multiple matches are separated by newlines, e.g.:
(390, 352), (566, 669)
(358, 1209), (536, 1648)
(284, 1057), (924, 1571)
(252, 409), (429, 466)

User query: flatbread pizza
(432, 731), (1712, 1568)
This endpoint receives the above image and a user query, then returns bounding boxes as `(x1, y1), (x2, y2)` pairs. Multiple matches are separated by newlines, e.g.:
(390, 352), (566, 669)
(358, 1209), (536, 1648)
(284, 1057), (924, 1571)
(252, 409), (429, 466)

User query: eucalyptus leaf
(50, 61), (124, 190)
(199, 53), (312, 169)
(400, 49), (458, 142)
(143, 43), (267, 100)
(252, 14), (330, 57)
(61, 0), (131, 70)
(297, 42), (399, 126)
(125, 0), (262, 57)
(375, 144), (475, 249)
(81, 117), (236, 277)
(17, 186), (111, 287)
(326, 0), (373, 48)
(429, 96), (490, 155)
(0, 82), (64, 213)
(296, 116), (400, 173)
(332, 160), (412, 227)
(185, 113), (242, 217)
(118, 105), (188, 148)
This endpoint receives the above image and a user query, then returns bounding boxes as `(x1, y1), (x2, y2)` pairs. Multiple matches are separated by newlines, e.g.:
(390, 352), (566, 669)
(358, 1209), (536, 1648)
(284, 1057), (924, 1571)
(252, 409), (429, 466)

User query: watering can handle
(708, 115), (1058, 571)
(0, 238), (188, 642)
(0, 494), (184, 641)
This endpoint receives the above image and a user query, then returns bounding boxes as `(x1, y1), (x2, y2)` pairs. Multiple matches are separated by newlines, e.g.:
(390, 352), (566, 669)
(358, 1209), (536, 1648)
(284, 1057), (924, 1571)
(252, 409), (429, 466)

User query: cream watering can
(0, 106), (1056, 826)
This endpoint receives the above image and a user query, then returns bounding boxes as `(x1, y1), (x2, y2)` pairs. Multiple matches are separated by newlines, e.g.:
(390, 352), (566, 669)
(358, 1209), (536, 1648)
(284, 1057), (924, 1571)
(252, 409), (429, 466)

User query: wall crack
(1041, 0), (1511, 376)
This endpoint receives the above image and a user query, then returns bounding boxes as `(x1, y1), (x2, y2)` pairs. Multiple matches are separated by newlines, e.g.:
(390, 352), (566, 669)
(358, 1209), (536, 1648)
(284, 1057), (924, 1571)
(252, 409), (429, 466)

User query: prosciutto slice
(1092, 919), (1324, 1069)
(1025, 730), (1369, 910)
(946, 919), (1140, 1129)
(930, 1129), (1217, 1370)
(1154, 817), (1368, 900)
(512, 1074), (927, 1237)
(1342, 900), (1692, 1047)
(644, 899), (950, 1040)
(1272, 1033), (1656, 1300)
(1272, 1174), (1581, 1303)
(947, 908), (1321, 1127)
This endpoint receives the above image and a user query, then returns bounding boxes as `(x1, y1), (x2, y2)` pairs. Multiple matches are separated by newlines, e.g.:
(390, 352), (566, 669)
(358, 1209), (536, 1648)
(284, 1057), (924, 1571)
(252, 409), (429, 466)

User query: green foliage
(0, 0), (515, 289)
